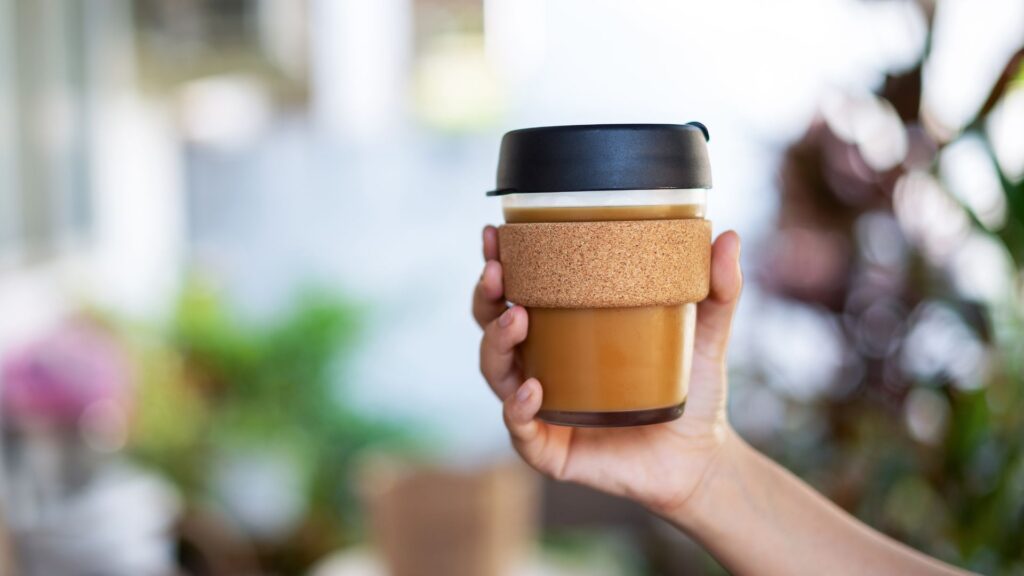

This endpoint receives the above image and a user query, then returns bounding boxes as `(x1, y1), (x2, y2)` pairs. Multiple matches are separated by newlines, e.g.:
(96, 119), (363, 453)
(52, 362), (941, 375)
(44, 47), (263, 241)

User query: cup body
(501, 189), (707, 426)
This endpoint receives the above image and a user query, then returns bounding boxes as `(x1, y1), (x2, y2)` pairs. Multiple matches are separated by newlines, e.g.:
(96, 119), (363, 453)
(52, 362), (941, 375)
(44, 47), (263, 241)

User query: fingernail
(498, 307), (514, 327)
(516, 382), (532, 404)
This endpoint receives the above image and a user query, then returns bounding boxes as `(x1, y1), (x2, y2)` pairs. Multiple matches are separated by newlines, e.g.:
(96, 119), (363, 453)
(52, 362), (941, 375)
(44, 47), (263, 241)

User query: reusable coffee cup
(488, 123), (713, 427)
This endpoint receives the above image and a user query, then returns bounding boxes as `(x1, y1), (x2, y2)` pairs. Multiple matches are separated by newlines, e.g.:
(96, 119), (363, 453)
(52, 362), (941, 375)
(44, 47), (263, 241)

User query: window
(0, 0), (91, 270)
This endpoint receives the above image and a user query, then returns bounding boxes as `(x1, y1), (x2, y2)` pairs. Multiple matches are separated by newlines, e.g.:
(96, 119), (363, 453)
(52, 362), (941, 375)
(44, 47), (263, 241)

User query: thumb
(694, 231), (743, 364)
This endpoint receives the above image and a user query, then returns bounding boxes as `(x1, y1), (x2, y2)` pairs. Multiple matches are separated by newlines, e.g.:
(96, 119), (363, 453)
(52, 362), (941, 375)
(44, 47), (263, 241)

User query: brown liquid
(504, 203), (703, 223)
(503, 204), (702, 425)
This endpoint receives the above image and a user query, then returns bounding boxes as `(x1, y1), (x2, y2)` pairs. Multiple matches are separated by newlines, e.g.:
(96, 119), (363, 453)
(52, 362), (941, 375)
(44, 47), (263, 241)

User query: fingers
(483, 225), (500, 261)
(473, 226), (506, 328)
(695, 231), (743, 363)
(473, 260), (506, 327)
(503, 379), (569, 479)
(480, 305), (529, 399)
(478, 225), (529, 401)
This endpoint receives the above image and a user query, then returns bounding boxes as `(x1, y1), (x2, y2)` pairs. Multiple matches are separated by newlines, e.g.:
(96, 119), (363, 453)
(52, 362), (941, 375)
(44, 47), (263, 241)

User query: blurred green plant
(757, 2), (1024, 573)
(128, 280), (417, 570)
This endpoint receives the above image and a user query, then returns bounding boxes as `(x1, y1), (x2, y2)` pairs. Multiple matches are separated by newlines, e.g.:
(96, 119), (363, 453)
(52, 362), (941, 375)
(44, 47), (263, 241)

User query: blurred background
(0, 0), (1022, 574)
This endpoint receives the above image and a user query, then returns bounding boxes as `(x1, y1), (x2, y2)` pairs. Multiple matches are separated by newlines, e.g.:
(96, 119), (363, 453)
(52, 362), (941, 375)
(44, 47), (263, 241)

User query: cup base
(537, 401), (685, 428)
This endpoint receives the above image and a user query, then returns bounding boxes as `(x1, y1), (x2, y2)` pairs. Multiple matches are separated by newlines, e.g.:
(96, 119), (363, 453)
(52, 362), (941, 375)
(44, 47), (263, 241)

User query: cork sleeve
(498, 219), (711, 308)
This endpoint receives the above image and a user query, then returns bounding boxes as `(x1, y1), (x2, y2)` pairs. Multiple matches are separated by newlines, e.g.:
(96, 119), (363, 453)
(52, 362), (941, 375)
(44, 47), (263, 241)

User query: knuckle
(480, 320), (497, 346)
(477, 336), (497, 377)
(479, 346), (498, 384)
(484, 319), (511, 352)
(502, 404), (517, 431)
(472, 302), (488, 328)
(478, 340), (487, 373)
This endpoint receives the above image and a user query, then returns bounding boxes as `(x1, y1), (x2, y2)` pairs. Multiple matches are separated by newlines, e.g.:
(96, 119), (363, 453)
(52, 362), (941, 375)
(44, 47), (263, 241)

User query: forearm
(661, 429), (971, 576)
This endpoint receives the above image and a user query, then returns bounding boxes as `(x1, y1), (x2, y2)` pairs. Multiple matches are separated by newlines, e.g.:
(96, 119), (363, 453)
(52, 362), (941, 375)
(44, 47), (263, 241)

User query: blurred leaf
(128, 279), (421, 555)
(763, 14), (1024, 570)
(968, 49), (1024, 131)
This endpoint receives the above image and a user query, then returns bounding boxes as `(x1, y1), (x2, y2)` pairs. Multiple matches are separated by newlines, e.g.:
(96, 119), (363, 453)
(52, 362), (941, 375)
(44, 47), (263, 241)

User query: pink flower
(2, 319), (132, 426)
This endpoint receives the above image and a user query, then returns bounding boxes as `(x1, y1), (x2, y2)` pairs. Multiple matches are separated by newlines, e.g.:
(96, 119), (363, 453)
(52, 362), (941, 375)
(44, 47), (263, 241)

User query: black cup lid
(487, 122), (711, 196)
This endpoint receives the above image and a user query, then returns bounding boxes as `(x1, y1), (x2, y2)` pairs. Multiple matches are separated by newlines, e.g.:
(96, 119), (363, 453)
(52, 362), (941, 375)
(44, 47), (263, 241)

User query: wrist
(651, 425), (753, 534)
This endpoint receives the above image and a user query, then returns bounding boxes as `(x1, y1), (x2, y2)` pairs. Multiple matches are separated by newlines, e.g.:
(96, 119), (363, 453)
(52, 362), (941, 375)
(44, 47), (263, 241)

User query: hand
(473, 225), (744, 515)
